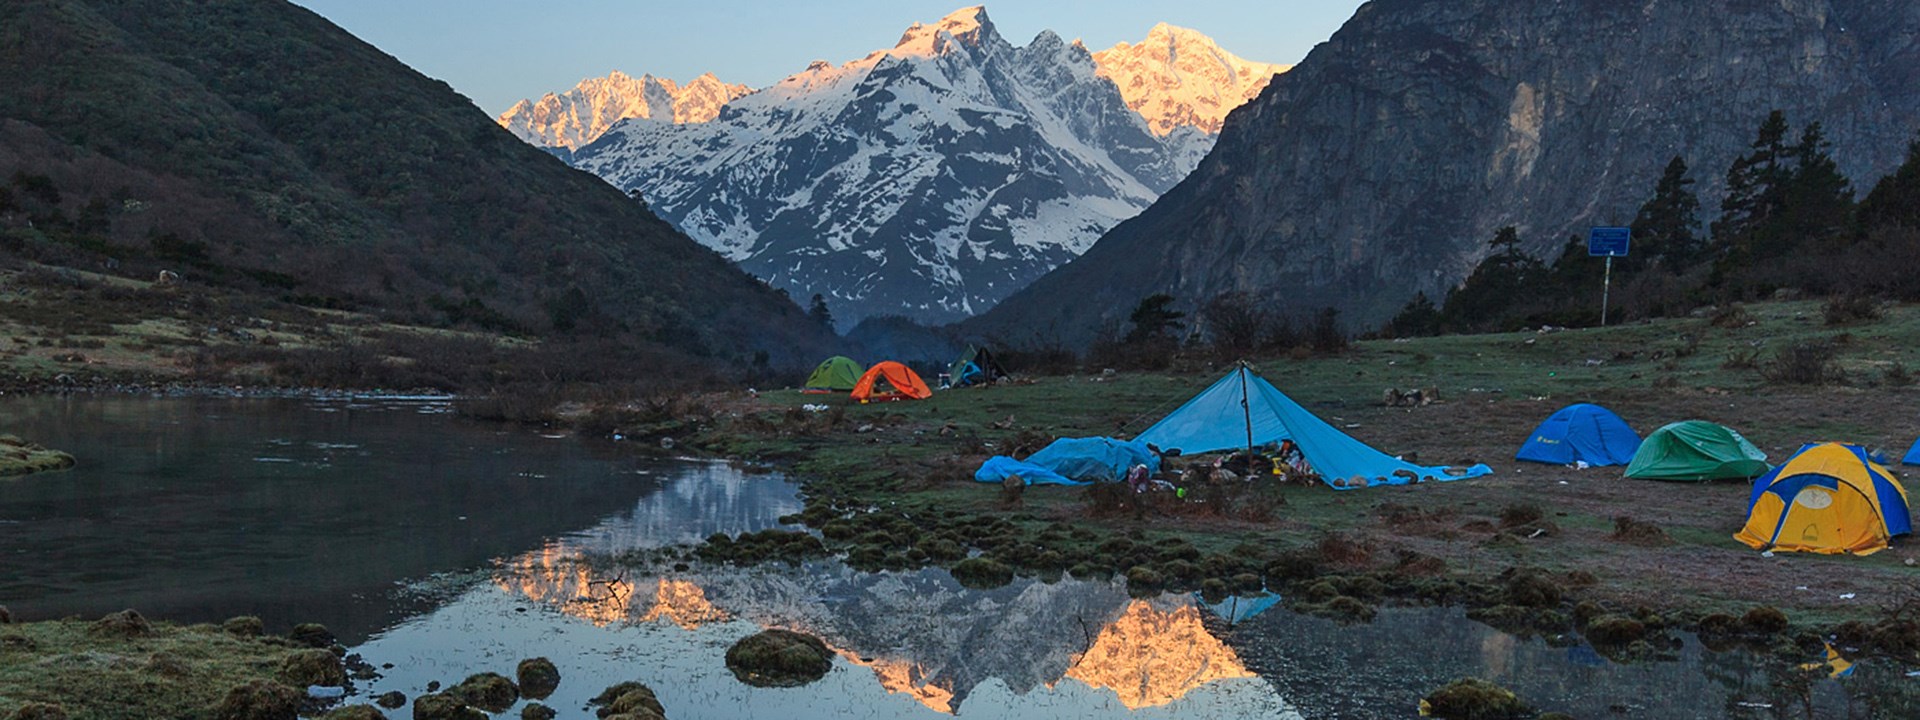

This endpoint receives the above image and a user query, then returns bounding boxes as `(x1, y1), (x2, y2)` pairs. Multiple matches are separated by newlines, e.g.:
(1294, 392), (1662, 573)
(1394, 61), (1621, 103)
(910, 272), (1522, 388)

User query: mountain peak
(497, 71), (752, 150)
(894, 5), (997, 56)
(1091, 25), (1289, 136)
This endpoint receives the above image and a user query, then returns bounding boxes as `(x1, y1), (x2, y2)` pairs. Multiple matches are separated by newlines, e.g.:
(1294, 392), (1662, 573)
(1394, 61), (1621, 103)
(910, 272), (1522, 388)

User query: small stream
(0, 396), (1910, 718)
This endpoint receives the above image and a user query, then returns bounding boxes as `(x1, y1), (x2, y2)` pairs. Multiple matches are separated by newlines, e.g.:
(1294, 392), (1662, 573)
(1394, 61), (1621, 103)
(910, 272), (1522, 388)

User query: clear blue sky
(292, 1), (1367, 115)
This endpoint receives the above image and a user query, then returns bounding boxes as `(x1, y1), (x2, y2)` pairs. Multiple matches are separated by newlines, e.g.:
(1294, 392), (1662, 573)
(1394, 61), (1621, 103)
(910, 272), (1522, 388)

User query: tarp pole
(1240, 362), (1254, 467)
(1600, 255), (1613, 327)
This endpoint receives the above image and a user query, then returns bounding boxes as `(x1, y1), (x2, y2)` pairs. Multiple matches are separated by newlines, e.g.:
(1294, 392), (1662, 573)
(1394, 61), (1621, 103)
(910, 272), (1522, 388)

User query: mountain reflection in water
(484, 545), (1288, 717)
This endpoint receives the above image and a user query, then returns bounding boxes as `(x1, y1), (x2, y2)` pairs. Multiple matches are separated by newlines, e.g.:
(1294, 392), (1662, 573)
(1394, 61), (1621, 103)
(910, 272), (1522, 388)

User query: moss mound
(278, 648), (346, 687)
(6, 703), (69, 720)
(1585, 615), (1647, 646)
(88, 609), (151, 638)
(590, 681), (666, 718)
(221, 616), (264, 638)
(0, 605), (12, 624)
(287, 623), (335, 648)
(448, 672), (520, 712)
(1421, 677), (1534, 720)
(1740, 606), (1789, 635)
(318, 706), (387, 720)
(516, 657), (561, 699)
(211, 680), (302, 720)
(374, 691), (407, 709)
(520, 703), (557, 720)
(411, 693), (487, 720)
(950, 557), (1014, 589)
(724, 629), (834, 688)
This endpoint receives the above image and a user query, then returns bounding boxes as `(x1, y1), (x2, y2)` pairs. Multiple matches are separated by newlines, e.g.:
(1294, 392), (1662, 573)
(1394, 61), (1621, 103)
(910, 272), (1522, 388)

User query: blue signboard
(1588, 227), (1631, 257)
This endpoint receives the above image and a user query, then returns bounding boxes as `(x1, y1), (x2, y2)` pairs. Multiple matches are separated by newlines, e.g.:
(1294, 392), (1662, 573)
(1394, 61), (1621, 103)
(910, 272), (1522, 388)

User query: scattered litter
(1840, 593), (1856, 600)
(1906, 670), (1920, 678)
(1796, 586), (1809, 591)
(1736, 702), (1773, 709)
(802, 404), (829, 413)
(1762, 551), (1775, 557)
(1557, 481), (1569, 485)
(1573, 461), (1591, 470)
(308, 686), (345, 699)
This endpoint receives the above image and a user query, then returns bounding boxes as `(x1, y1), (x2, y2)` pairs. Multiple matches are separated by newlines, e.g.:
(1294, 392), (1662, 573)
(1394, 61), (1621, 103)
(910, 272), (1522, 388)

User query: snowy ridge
(496, 71), (751, 150)
(567, 7), (1281, 328)
(1092, 23), (1291, 137)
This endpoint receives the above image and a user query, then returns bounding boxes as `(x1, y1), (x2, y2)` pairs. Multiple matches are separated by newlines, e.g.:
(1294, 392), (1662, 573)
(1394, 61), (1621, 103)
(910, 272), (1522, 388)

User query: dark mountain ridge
(0, 0), (836, 365)
(966, 0), (1920, 348)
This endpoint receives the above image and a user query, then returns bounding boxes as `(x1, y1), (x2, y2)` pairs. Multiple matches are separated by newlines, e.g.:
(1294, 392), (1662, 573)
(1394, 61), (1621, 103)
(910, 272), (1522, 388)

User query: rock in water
(288, 623), (335, 648)
(723, 629), (834, 688)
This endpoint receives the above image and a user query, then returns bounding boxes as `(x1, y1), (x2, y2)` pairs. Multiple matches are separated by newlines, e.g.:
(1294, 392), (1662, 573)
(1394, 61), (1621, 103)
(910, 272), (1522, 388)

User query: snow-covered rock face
(568, 6), (1277, 328)
(496, 71), (751, 150)
(1093, 23), (1290, 137)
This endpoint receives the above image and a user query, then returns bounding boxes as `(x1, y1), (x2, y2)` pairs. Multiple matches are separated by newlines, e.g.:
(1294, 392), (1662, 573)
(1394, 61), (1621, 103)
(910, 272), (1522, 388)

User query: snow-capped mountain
(496, 71), (751, 150)
(568, 6), (1279, 328)
(1093, 24), (1289, 138)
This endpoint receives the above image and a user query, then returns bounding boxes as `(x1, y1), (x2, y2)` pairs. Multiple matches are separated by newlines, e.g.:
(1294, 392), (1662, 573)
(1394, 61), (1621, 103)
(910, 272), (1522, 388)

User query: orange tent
(851, 361), (933, 402)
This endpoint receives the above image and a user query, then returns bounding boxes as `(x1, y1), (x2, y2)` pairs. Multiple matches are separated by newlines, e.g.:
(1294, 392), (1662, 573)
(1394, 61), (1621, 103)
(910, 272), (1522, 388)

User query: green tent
(1624, 420), (1770, 481)
(803, 356), (864, 393)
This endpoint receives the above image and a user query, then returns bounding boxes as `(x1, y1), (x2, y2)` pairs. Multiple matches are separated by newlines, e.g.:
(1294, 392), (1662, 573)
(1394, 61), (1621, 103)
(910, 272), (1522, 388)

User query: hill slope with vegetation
(0, 0), (836, 380)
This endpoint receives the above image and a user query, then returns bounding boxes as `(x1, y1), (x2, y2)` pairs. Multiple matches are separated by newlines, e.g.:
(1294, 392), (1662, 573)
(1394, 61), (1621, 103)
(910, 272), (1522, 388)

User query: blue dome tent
(1515, 403), (1641, 466)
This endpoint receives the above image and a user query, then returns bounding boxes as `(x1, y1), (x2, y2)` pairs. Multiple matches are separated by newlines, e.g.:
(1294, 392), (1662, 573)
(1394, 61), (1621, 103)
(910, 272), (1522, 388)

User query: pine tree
(1124, 293), (1185, 343)
(807, 293), (833, 329)
(1857, 137), (1920, 232)
(1711, 111), (1792, 266)
(1441, 226), (1545, 332)
(1777, 121), (1854, 248)
(1629, 156), (1702, 270)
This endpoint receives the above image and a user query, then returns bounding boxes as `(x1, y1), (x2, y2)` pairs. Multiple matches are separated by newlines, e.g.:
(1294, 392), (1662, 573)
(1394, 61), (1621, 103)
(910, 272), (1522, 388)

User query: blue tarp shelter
(1904, 438), (1920, 466)
(974, 437), (1160, 486)
(1134, 365), (1491, 490)
(1515, 403), (1641, 466)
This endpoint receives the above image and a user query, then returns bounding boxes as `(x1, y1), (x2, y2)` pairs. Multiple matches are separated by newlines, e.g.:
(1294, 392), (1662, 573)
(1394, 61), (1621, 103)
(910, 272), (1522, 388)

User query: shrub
(1822, 294), (1881, 326)
(1421, 678), (1533, 720)
(1761, 340), (1844, 385)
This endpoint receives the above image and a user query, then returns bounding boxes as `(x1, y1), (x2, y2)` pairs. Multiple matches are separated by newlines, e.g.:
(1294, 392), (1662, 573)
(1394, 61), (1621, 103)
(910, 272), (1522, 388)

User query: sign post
(1587, 227), (1630, 326)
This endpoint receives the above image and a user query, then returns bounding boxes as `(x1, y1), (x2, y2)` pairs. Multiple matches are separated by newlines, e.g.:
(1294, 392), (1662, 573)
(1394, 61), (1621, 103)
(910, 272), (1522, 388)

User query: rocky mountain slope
(496, 71), (751, 151)
(968, 0), (1920, 347)
(0, 0), (835, 365)
(567, 7), (1280, 328)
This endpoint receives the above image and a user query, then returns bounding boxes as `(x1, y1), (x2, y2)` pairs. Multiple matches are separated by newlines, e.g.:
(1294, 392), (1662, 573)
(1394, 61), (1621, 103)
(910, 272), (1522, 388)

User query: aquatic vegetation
(0, 435), (75, 477)
(724, 629), (834, 688)
(515, 657), (560, 700)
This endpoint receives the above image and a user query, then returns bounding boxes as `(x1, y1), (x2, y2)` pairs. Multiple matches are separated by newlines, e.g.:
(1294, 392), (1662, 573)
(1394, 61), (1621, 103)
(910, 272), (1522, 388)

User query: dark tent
(946, 345), (1010, 388)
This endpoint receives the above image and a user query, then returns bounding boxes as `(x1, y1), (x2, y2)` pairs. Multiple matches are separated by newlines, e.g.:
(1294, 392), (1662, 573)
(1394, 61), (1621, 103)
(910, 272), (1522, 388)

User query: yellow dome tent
(1735, 443), (1912, 556)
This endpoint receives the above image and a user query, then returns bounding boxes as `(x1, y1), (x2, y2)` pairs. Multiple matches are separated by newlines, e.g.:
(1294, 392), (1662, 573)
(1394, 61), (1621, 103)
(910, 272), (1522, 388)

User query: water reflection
(1065, 600), (1258, 710)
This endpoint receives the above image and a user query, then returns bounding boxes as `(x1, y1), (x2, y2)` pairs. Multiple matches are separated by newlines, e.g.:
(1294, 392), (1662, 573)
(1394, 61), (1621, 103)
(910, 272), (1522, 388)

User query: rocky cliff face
(496, 71), (750, 150)
(968, 0), (1920, 346)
